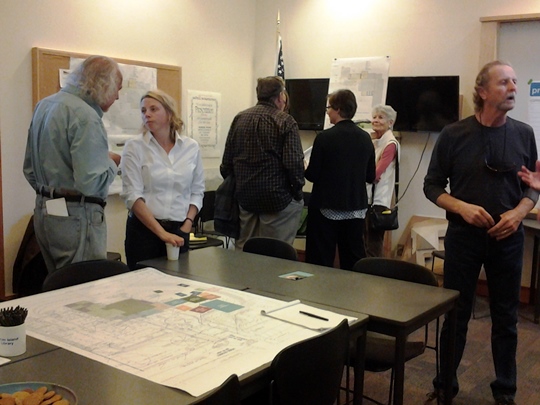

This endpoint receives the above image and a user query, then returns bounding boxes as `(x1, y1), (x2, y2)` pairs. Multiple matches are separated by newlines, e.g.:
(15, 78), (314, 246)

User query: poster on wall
(528, 81), (540, 148)
(325, 56), (390, 129)
(187, 90), (221, 158)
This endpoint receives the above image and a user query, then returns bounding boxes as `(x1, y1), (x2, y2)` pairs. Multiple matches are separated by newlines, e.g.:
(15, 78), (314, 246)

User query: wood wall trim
(479, 14), (540, 68)
(0, 125), (4, 300)
(480, 13), (540, 23)
(479, 21), (499, 68)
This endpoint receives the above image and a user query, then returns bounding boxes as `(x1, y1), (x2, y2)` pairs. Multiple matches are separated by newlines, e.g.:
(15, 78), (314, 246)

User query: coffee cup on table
(166, 243), (180, 260)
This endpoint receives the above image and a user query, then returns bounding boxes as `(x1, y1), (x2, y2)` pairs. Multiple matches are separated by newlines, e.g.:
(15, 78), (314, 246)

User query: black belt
(37, 189), (106, 208)
(156, 219), (183, 231)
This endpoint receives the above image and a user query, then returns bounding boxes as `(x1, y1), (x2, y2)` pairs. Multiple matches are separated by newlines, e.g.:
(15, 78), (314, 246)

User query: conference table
(0, 337), (210, 404)
(140, 247), (459, 405)
(0, 269), (368, 405)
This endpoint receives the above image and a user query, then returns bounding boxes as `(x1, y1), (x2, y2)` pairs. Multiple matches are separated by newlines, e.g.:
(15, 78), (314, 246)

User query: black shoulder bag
(368, 158), (399, 231)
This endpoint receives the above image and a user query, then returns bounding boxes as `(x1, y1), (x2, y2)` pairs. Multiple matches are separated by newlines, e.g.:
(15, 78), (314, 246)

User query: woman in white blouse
(365, 104), (400, 257)
(121, 89), (204, 269)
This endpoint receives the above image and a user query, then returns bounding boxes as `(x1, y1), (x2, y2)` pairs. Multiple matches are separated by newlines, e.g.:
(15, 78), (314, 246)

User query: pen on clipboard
(299, 310), (329, 321)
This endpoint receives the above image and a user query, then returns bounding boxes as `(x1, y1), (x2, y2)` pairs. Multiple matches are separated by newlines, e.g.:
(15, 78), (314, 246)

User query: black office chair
(243, 237), (298, 261)
(269, 319), (349, 405)
(42, 259), (131, 292)
(191, 374), (241, 405)
(346, 257), (440, 405)
(296, 191), (310, 238)
(193, 190), (228, 248)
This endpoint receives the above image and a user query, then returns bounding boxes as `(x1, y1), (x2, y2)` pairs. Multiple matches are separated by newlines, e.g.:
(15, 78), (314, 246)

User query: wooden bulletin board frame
(31, 47), (182, 109)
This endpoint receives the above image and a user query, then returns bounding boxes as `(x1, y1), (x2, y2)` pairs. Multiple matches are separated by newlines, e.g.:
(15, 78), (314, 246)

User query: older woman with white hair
(365, 104), (400, 257)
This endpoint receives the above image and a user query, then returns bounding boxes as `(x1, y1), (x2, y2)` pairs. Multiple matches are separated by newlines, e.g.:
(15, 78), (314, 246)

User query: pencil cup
(0, 323), (26, 357)
(166, 243), (180, 260)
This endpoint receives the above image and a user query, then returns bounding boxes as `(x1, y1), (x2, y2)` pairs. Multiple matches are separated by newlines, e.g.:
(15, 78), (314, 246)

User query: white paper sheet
(45, 198), (69, 217)
(261, 299), (356, 331)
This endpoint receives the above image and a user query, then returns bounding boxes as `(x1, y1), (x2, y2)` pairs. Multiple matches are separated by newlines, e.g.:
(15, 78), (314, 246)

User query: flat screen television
(285, 78), (329, 131)
(385, 76), (460, 132)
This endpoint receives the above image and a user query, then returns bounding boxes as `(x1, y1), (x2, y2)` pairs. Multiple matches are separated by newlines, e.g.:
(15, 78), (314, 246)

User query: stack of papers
(190, 233), (208, 244)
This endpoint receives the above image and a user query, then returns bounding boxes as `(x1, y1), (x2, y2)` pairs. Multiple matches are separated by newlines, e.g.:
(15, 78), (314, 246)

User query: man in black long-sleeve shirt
(424, 61), (538, 405)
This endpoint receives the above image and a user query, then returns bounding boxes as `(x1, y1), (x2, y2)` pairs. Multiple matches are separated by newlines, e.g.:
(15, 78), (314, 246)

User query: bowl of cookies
(0, 382), (77, 405)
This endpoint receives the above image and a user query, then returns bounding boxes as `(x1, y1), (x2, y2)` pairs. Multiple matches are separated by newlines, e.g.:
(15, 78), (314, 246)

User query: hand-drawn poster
(325, 56), (390, 128)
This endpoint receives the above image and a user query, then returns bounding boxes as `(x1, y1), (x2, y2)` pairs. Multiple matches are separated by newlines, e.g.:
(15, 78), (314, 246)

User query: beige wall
(0, 0), (257, 295)
(253, 0), (539, 258)
(1, 0), (539, 295)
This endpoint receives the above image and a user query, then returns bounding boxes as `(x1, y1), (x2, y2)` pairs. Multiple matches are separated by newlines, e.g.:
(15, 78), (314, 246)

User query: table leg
(530, 235), (539, 306)
(353, 331), (366, 405)
(392, 331), (407, 405)
(534, 235), (540, 324)
(444, 306), (457, 405)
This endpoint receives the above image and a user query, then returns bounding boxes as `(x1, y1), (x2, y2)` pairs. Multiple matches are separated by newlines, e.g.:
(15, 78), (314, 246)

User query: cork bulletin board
(31, 47), (181, 109)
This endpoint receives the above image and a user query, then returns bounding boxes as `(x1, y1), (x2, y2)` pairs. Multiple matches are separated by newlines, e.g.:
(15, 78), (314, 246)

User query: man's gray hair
(65, 55), (122, 107)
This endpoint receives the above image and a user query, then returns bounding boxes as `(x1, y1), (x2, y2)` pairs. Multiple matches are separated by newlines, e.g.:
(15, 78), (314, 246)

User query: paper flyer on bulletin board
(528, 81), (540, 149)
(325, 56), (390, 129)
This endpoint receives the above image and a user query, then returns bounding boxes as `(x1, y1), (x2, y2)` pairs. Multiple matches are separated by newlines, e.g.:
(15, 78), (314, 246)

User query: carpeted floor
(340, 297), (540, 405)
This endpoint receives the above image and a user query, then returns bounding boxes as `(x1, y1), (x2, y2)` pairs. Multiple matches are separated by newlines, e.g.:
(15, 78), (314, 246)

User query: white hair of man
(65, 55), (122, 107)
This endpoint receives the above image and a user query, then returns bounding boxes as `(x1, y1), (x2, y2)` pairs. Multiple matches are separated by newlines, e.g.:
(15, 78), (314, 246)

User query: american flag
(276, 33), (285, 80)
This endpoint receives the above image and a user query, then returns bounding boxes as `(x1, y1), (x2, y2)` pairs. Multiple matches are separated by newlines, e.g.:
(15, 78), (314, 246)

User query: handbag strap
(394, 157), (400, 204)
(371, 153), (400, 207)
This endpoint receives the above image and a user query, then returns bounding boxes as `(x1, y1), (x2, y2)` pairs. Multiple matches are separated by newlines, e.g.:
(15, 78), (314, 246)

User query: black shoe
(425, 390), (443, 403)
(495, 399), (516, 405)
(425, 389), (458, 403)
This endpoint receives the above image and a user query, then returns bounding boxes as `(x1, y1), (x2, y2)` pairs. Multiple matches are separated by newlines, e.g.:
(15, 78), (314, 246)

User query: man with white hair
(23, 55), (123, 273)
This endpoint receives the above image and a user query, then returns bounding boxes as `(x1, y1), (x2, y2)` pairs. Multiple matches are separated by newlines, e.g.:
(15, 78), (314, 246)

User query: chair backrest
(243, 237), (298, 261)
(270, 319), (349, 405)
(42, 259), (131, 292)
(352, 257), (438, 287)
(199, 191), (216, 222)
(192, 374), (241, 405)
(302, 191), (311, 206)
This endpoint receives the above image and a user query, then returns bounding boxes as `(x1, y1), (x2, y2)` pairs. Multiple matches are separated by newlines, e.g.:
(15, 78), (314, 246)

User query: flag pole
(275, 10), (285, 79)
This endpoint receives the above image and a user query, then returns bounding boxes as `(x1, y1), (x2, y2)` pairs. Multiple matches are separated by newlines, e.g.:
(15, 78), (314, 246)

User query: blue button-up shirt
(23, 84), (118, 199)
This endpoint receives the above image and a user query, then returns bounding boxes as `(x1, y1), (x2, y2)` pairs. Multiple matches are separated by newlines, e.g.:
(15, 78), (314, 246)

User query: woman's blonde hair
(141, 89), (183, 142)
